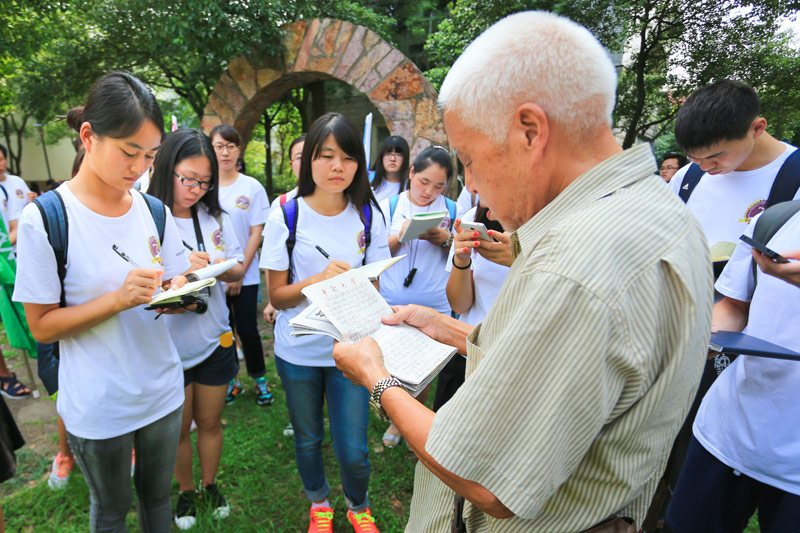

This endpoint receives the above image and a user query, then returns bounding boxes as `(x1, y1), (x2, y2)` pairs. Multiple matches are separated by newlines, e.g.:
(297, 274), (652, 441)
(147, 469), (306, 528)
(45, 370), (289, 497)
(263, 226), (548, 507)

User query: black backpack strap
(190, 205), (206, 252)
(749, 200), (800, 289)
(678, 163), (704, 203)
(136, 190), (167, 245)
(32, 190), (68, 308)
(0, 183), (7, 202)
(281, 198), (299, 283)
(765, 149), (800, 208)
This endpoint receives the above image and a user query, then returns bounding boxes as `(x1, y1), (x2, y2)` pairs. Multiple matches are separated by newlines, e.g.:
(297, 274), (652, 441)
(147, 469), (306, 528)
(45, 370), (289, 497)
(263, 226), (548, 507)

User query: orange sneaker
(308, 506), (334, 533)
(347, 508), (379, 532)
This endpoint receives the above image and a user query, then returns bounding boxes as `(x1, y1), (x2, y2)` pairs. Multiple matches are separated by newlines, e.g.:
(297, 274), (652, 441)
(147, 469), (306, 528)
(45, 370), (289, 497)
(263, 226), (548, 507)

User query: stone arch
(201, 18), (447, 159)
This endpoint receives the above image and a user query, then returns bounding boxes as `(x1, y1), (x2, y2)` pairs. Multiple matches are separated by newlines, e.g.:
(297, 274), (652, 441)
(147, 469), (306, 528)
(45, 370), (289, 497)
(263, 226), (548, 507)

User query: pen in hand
(113, 244), (143, 269)
(315, 245), (331, 259)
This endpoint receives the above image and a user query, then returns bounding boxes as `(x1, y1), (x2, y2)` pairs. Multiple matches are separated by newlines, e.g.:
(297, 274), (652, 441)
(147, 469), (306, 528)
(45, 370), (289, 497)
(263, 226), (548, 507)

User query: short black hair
(371, 136), (410, 192)
(66, 72), (164, 138)
(288, 134), (306, 160)
(661, 152), (688, 168)
(0, 144), (6, 159)
(209, 124), (241, 147)
(674, 80), (761, 152)
(149, 128), (223, 218)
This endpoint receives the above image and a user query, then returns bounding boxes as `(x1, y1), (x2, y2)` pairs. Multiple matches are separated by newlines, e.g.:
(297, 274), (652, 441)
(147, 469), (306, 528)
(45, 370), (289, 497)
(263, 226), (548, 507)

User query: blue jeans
(67, 406), (183, 532)
(275, 356), (370, 511)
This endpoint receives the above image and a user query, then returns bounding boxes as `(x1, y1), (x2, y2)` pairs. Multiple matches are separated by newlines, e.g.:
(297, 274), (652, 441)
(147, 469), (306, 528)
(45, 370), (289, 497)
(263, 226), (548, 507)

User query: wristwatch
(370, 377), (403, 421)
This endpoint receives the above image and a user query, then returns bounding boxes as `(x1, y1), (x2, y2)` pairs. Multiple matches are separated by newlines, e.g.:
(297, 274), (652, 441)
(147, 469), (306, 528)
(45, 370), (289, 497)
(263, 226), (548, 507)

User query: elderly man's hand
(752, 248), (800, 288)
(382, 304), (449, 343)
(333, 337), (391, 390)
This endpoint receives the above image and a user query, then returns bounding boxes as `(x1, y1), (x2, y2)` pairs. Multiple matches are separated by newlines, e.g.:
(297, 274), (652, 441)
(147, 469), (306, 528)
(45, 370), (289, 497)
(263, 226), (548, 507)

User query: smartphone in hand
(460, 221), (492, 241)
(739, 234), (790, 263)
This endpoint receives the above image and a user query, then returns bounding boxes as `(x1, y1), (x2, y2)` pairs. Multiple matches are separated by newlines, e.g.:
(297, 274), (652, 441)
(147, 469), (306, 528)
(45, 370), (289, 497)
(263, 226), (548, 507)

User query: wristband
(452, 256), (472, 270)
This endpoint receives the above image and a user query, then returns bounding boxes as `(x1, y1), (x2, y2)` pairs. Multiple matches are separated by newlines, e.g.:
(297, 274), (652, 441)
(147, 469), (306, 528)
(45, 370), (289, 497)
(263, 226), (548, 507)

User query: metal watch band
(370, 377), (403, 421)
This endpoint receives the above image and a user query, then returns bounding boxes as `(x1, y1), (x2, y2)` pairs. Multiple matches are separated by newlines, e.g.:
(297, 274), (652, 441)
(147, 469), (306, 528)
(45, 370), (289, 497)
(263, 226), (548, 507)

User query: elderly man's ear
(513, 103), (549, 155)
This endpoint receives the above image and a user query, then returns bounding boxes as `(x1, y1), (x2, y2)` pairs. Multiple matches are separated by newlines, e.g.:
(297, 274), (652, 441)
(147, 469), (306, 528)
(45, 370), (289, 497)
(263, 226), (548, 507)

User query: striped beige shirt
(406, 143), (713, 532)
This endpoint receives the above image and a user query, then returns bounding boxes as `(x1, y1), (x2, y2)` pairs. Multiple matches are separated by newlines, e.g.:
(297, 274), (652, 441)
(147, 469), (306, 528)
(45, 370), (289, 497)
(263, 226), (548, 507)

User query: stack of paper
(289, 268), (457, 396)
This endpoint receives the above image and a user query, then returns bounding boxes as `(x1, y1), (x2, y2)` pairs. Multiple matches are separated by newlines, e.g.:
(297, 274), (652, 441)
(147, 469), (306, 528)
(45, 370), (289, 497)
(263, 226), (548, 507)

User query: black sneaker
(174, 490), (198, 530)
(203, 483), (230, 519)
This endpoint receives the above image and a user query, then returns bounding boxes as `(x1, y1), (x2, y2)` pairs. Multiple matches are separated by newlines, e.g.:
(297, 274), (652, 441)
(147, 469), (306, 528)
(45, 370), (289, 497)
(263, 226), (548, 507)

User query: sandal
(382, 424), (402, 448)
(0, 373), (31, 399)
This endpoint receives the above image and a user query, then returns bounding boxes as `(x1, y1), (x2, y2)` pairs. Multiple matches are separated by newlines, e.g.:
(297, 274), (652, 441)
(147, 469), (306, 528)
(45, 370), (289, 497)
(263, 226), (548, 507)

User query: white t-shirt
(445, 207), (510, 326)
(165, 206), (243, 370)
(267, 187), (298, 220)
(694, 210), (800, 495)
(669, 143), (799, 247)
(218, 173), (269, 286)
(0, 174), (31, 213)
(259, 197), (390, 366)
(372, 179), (402, 204)
(456, 186), (478, 219)
(379, 191), (453, 314)
(13, 183), (190, 439)
(0, 184), (20, 238)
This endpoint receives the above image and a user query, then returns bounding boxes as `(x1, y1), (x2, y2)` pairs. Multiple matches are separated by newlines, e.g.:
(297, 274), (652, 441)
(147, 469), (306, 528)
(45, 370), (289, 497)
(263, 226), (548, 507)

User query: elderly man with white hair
(333, 11), (713, 532)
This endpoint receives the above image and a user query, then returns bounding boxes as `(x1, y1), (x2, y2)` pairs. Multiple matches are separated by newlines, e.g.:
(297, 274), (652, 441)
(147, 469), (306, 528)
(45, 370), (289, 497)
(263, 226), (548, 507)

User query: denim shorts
(183, 344), (238, 387)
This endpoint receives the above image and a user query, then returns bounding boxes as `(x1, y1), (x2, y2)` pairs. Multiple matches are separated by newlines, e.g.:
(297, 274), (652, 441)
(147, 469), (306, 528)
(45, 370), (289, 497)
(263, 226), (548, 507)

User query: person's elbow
(471, 491), (514, 519)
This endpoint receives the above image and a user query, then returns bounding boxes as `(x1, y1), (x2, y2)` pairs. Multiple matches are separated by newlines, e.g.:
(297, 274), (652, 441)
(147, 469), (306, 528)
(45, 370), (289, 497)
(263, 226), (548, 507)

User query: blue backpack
(388, 193), (457, 228)
(32, 189), (167, 360)
(280, 197), (373, 283)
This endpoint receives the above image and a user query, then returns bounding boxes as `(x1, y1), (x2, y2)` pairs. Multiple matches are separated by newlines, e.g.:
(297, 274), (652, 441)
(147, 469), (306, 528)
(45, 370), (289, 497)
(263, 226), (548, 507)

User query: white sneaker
(283, 423), (294, 437)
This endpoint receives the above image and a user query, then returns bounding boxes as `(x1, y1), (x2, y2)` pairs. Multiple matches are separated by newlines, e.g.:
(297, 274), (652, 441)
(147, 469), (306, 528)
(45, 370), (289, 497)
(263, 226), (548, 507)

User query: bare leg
(193, 383), (227, 487)
(57, 416), (74, 459)
(174, 384), (195, 492)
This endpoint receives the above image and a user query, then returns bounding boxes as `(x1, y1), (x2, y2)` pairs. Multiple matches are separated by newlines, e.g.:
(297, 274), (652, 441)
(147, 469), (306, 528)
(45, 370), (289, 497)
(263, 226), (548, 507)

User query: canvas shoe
(47, 452), (75, 490)
(174, 490), (198, 530)
(255, 376), (274, 406)
(203, 483), (230, 519)
(348, 508), (379, 533)
(309, 506), (334, 533)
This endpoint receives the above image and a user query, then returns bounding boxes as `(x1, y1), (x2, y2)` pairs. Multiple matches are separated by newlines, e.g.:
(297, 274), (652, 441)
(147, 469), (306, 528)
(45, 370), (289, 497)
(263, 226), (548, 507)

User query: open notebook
(289, 268), (457, 396)
(146, 258), (238, 308)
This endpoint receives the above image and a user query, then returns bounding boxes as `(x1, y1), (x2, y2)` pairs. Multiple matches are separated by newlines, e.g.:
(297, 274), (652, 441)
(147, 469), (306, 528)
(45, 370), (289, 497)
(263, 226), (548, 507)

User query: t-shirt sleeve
(248, 181), (269, 227)
(259, 209), (290, 271)
(425, 272), (621, 519)
(365, 204), (391, 265)
(221, 213), (244, 262)
(715, 213), (758, 302)
(12, 203), (61, 304)
(161, 208), (191, 280)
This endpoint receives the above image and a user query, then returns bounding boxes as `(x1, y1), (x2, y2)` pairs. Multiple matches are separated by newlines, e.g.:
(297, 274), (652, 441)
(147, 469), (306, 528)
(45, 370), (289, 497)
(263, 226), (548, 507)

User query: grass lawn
(0, 328), (762, 532)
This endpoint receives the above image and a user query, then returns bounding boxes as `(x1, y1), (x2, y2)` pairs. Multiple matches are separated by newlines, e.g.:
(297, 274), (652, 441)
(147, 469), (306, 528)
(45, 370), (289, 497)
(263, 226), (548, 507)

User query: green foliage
(424, 0), (800, 148)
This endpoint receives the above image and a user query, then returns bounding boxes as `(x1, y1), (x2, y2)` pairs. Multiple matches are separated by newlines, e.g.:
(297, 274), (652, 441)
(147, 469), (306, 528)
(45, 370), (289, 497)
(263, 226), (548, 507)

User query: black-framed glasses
(175, 173), (215, 191)
(213, 143), (238, 153)
(660, 166), (679, 171)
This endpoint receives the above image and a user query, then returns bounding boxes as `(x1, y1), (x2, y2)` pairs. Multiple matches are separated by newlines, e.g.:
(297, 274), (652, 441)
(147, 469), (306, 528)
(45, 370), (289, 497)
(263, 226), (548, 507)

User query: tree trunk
(622, 7), (652, 149)
(1, 114), (28, 176)
(309, 81), (326, 122)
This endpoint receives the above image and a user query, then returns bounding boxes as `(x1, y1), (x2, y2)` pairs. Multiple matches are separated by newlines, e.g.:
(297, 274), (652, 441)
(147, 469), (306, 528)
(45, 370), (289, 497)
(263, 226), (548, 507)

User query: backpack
(679, 149), (800, 207)
(749, 200), (800, 290)
(388, 193), (457, 229)
(32, 189), (167, 358)
(280, 197), (373, 283)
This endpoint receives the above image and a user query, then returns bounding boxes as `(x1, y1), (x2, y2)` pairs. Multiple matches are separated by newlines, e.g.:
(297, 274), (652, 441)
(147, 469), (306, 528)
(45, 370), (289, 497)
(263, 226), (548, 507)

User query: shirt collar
(512, 143), (657, 258)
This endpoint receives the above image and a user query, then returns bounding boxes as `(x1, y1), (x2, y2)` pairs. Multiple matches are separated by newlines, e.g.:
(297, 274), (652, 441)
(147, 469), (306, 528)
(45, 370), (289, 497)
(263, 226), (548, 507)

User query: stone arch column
(201, 18), (447, 158)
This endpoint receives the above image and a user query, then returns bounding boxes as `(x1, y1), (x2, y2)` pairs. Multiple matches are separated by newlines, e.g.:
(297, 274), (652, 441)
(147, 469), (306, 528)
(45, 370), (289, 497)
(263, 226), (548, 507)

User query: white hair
(439, 11), (617, 143)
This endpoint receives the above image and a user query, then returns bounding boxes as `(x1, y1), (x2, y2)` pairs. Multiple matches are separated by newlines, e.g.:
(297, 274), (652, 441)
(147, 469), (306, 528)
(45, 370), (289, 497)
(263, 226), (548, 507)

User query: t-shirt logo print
(358, 229), (367, 254)
(439, 217), (451, 229)
(15, 189), (23, 199)
(148, 236), (164, 266)
(235, 196), (250, 210)
(212, 229), (223, 251)
(740, 199), (766, 224)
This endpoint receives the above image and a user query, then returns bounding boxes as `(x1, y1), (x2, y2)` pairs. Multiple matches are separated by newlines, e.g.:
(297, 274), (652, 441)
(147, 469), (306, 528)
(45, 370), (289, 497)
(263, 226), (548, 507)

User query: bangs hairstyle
(438, 11), (616, 145)
(149, 128), (223, 217)
(66, 72), (164, 139)
(210, 124), (241, 147)
(371, 136), (410, 192)
(297, 112), (383, 219)
(674, 80), (761, 152)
